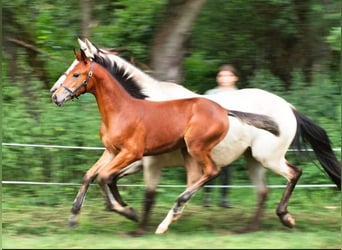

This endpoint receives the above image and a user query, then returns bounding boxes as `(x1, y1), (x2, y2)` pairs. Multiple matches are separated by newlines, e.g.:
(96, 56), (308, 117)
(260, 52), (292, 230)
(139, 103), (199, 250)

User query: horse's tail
(292, 108), (341, 190)
(228, 110), (280, 136)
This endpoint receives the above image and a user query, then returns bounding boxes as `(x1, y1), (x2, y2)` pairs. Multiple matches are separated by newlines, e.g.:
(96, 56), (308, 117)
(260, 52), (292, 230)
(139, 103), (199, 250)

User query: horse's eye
(73, 73), (80, 77)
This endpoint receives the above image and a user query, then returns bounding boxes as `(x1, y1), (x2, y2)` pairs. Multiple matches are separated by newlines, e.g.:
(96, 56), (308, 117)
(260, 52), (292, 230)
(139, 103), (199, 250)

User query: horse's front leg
(97, 149), (142, 222)
(100, 160), (143, 222)
(98, 181), (140, 222)
(106, 160), (143, 207)
(69, 150), (114, 227)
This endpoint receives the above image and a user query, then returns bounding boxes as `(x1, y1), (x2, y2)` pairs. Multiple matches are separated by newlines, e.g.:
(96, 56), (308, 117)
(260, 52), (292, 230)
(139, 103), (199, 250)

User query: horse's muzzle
(51, 93), (67, 106)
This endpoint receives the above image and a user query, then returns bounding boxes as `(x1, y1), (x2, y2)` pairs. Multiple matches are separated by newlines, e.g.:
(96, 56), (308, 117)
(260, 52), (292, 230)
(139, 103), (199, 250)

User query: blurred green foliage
(2, 0), (340, 195)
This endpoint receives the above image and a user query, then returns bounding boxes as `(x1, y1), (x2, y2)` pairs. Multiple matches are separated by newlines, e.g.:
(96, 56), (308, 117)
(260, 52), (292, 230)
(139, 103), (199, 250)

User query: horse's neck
(92, 65), (135, 122)
(107, 54), (200, 100)
(109, 54), (159, 86)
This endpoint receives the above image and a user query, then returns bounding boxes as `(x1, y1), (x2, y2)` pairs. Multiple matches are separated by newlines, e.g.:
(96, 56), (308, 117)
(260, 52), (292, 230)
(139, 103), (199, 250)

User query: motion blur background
(2, 0), (341, 248)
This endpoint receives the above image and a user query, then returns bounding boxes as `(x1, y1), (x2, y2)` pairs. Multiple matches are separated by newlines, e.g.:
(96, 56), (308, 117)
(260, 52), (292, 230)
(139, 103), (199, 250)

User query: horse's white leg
(155, 202), (185, 234)
(69, 150), (114, 227)
(235, 150), (268, 233)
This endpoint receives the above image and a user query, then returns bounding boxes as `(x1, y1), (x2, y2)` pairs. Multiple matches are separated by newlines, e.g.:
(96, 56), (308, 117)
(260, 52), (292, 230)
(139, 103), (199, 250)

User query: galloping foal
(51, 49), (280, 233)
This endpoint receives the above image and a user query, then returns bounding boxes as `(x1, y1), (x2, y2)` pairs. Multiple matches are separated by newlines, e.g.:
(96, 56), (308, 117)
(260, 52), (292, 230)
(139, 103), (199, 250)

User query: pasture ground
(2, 184), (341, 249)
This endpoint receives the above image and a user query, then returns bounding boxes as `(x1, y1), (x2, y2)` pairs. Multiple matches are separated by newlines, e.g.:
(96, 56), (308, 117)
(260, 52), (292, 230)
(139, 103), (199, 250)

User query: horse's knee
(82, 175), (95, 184)
(97, 171), (111, 184)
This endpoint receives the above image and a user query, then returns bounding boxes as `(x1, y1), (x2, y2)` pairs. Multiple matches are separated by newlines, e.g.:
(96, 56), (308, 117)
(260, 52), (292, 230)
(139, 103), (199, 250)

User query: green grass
(2, 185), (341, 249)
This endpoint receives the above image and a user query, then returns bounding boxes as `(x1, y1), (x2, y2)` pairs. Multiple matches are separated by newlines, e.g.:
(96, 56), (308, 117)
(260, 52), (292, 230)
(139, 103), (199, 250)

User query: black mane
(93, 54), (148, 99)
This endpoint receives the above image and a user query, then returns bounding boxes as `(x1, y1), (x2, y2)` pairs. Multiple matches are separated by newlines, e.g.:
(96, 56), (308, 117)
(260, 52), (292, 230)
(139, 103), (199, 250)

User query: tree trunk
(150, 0), (206, 83)
(80, 0), (91, 38)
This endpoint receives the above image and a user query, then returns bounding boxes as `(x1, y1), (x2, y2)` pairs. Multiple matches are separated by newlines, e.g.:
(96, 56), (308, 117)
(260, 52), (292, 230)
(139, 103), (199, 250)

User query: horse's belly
(141, 119), (251, 170)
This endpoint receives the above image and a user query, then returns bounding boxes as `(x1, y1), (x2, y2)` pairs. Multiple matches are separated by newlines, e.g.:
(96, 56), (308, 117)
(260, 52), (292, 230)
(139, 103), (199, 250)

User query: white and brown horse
(50, 38), (341, 234)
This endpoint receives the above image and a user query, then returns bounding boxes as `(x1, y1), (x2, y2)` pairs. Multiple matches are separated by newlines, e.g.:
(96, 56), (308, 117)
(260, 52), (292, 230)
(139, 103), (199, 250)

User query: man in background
(203, 64), (239, 208)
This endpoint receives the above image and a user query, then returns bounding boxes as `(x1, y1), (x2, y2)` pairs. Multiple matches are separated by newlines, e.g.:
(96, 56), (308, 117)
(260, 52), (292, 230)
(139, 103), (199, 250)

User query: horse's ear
(74, 48), (82, 61)
(85, 38), (98, 57)
(80, 49), (88, 64)
(77, 37), (87, 52)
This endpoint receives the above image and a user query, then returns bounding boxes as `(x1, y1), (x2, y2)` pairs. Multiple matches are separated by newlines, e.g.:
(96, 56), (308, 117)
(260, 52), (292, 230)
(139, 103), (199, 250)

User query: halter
(62, 61), (94, 99)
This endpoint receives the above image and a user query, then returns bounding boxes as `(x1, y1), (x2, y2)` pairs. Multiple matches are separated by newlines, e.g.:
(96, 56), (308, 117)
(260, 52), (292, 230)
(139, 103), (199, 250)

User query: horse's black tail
(228, 110), (280, 136)
(292, 108), (341, 190)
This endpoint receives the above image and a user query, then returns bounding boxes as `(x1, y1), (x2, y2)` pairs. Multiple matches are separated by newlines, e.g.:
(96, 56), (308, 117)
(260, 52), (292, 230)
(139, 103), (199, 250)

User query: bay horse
(51, 49), (280, 234)
(50, 38), (341, 235)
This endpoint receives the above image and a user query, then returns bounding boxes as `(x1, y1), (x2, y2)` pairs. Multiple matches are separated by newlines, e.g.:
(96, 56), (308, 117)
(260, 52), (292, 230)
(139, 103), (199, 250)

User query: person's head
(216, 64), (238, 89)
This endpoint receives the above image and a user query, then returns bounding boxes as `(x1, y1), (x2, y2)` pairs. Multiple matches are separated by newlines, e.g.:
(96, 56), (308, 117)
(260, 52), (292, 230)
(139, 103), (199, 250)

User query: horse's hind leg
(235, 150), (268, 233)
(155, 171), (219, 234)
(155, 151), (219, 234)
(256, 153), (302, 228)
(128, 152), (200, 237)
(276, 162), (302, 228)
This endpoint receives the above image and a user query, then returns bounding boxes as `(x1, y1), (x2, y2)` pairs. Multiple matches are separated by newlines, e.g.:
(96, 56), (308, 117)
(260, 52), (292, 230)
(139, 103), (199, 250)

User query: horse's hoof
(116, 207), (139, 222)
(68, 219), (78, 228)
(68, 214), (79, 228)
(155, 225), (168, 234)
(155, 228), (166, 234)
(280, 213), (295, 228)
(172, 213), (183, 222)
(69, 221), (77, 228)
(233, 225), (259, 234)
(125, 207), (139, 222)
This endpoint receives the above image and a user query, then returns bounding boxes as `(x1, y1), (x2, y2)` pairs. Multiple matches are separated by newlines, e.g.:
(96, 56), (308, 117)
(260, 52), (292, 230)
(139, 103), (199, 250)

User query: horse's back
(206, 88), (292, 113)
(206, 88), (297, 138)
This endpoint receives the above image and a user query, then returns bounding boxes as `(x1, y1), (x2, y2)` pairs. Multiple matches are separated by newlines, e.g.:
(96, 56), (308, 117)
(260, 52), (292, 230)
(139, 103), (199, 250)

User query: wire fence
(2, 142), (341, 189)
